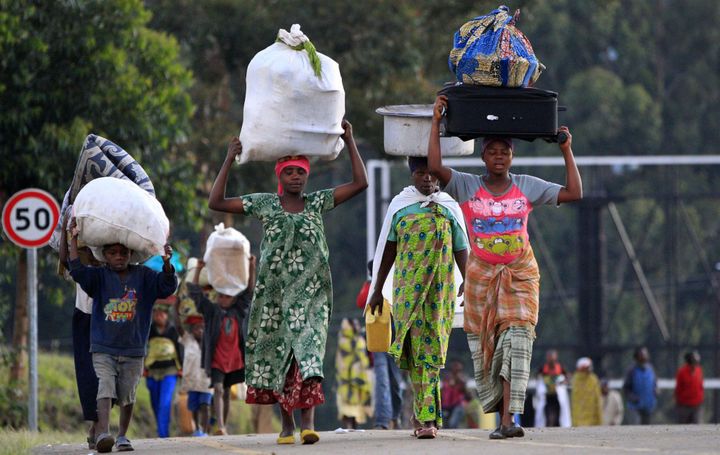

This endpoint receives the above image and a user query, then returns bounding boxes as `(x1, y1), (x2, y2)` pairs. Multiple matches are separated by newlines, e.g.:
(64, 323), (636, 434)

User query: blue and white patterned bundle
(50, 134), (155, 252)
(448, 5), (544, 87)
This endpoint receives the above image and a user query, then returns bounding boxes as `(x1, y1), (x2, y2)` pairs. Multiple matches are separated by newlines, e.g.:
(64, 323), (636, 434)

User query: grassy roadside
(0, 429), (87, 455)
(1, 350), (274, 452)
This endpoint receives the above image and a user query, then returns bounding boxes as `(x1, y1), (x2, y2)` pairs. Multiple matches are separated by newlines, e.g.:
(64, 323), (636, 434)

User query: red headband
(275, 156), (310, 195)
(184, 314), (204, 325)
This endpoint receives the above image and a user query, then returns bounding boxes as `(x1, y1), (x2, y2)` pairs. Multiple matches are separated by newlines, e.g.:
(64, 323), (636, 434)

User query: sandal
(95, 432), (115, 453)
(411, 416), (422, 438)
(414, 427), (437, 439)
(489, 426), (506, 440)
(115, 435), (134, 452)
(502, 424), (525, 438)
(300, 429), (320, 445)
(277, 433), (295, 444)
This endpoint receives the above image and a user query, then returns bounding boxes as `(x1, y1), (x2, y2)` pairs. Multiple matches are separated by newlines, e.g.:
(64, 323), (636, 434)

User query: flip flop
(277, 433), (295, 444)
(411, 416), (422, 438)
(489, 426), (507, 440)
(115, 435), (134, 452)
(415, 427), (437, 439)
(502, 424), (525, 438)
(95, 432), (115, 453)
(87, 435), (96, 450)
(300, 429), (320, 444)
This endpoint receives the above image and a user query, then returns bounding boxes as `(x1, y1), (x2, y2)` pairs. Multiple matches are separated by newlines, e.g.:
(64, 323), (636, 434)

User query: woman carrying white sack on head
(238, 24), (345, 164)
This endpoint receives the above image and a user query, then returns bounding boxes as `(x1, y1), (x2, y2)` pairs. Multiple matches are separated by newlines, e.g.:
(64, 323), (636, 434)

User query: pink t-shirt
(444, 170), (561, 264)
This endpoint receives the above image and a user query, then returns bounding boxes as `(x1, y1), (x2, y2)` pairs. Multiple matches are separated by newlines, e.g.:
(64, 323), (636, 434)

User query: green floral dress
(240, 190), (335, 392)
(388, 203), (463, 425)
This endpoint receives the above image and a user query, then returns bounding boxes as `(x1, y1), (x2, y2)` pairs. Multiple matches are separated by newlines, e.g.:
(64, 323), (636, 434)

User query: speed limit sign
(2, 188), (61, 248)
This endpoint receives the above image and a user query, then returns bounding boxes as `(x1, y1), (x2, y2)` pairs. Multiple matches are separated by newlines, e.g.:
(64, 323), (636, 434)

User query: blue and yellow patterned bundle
(448, 5), (544, 87)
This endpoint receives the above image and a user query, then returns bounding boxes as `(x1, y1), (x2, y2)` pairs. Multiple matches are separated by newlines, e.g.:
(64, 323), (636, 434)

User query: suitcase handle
(557, 132), (568, 144)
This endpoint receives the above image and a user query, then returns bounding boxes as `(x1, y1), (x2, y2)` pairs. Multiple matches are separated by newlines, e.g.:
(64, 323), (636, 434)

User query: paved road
(36, 425), (720, 455)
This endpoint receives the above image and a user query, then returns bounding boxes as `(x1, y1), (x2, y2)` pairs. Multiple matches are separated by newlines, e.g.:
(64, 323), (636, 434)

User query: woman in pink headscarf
(208, 120), (367, 445)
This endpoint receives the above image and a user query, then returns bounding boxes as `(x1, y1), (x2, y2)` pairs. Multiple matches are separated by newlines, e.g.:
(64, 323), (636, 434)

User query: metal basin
(376, 104), (474, 156)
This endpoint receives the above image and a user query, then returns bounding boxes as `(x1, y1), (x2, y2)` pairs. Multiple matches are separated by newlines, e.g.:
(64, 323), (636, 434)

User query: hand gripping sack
(203, 223), (251, 296)
(238, 24), (345, 163)
(50, 134), (155, 252)
(73, 177), (169, 264)
(448, 5), (544, 87)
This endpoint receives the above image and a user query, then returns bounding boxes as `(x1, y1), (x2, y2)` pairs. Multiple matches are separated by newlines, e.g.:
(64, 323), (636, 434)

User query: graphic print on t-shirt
(460, 185), (533, 264)
(104, 287), (138, 322)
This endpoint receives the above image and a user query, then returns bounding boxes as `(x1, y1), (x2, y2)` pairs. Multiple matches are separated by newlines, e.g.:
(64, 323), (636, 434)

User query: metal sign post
(2, 188), (60, 431)
(27, 247), (38, 431)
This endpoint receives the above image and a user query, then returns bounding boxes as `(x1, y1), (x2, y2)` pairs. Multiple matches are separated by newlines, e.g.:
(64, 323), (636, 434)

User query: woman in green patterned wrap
(208, 120), (367, 445)
(368, 157), (468, 439)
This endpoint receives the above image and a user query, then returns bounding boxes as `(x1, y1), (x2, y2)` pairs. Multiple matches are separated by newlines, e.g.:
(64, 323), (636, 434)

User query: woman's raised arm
(333, 120), (369, 206)
(556, 126), (583, 204)
(208, 137), (246, 214)
(427, 95), (453, 187)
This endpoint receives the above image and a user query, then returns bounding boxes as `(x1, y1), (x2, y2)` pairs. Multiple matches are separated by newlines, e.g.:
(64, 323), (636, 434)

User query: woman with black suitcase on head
(427, 94), (582, 440)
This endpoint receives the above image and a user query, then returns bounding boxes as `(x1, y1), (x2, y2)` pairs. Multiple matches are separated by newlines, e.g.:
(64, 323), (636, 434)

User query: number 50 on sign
(2, 189), (61, 249)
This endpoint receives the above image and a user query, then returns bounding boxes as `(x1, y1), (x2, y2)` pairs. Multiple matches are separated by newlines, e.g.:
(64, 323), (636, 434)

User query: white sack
(73, 177), (169, 264)
(238, 24), (345, 163)
(50, 134), (155, 252)
(203, 223), (250, 296)
(186, 257), (210, 287)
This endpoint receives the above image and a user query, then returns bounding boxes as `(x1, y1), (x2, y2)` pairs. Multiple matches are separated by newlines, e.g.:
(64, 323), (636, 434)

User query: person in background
(335, 318), (372, 429)
(601, 379), (624, 426)
(520, 391), (535, 428)
(570, 357), (602, 426)
(356, 261), (373, 310)
(357, 261), (405, 430)
(59, 215), (100, 450)
(538, 349), (569, 427)
(207, 120), (367, 445)
(145, 299), (183, 438)
(176, 309), (214, 436)
(372, 352), (406, 431)
(622, 346), (657, 425)
(675, 350), (704, 424)
(67, 218), (177, 453)
(441, 360), (472, 429)
(187, 258), (255, 436)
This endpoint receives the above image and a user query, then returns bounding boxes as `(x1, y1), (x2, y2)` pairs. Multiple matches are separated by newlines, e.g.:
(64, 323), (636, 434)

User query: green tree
(0, 0), (195, 382)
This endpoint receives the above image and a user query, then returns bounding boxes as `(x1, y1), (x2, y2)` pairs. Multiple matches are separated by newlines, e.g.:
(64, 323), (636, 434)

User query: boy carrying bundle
(186, 257), (256, 435)
(67, 218), (177, 452)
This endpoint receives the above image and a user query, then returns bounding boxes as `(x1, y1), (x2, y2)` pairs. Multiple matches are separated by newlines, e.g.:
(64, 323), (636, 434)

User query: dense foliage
(1, 0), (719, 428)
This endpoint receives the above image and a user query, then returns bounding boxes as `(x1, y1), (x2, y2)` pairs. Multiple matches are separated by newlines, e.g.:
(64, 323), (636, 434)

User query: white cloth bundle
(203, 223), (251, 296)
(367, 186), (468, 328)
(73, 177), (169, 264)
(50, 134), (155, 252)
(238, 24), (345, 163)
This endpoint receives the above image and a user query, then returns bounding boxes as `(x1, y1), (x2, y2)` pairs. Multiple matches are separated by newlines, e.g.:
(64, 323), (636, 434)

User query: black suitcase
(438, 84), (564, 142)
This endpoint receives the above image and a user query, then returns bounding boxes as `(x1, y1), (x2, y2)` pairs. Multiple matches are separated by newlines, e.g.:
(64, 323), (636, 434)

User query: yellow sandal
(277, 433), (295, 445)
(300, 429), (320, 445)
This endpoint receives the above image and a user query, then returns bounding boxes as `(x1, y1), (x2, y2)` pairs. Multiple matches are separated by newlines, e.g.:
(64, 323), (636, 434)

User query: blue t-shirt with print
(69, 258), (177, 357)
